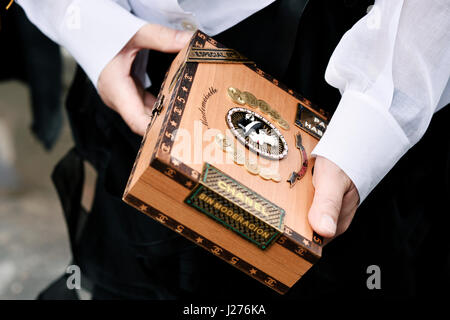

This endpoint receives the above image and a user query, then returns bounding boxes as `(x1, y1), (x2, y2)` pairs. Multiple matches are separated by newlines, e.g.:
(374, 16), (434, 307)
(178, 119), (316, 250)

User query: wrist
(311, 90), (410, 203)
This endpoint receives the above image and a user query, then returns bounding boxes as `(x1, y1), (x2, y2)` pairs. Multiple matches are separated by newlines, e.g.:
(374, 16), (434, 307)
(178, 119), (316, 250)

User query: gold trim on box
(185, 163), (285, 249)
(187, 48), (252, 64)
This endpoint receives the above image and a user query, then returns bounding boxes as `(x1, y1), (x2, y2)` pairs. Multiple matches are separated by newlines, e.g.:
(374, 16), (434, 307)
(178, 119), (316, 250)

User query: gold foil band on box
(185, 163), (285, 249)
(187, 48), (252, 64)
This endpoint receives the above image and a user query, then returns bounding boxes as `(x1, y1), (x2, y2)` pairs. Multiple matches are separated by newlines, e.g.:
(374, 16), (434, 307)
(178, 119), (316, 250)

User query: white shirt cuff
(58, 0), (147, 87)
(311, 90), (411, 203)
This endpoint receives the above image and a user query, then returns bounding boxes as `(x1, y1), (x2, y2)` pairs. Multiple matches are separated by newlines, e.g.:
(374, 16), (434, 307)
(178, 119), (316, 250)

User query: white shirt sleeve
(16, 0), (147, 87)
(312, 0), (450, 203)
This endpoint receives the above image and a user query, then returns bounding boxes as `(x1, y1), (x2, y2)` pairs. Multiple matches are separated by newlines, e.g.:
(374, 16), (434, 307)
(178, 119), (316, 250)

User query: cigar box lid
(130, 30), (326, 261)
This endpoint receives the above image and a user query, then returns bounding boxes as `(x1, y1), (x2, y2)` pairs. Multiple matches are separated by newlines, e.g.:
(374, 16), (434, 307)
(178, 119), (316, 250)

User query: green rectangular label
(185, 163), (285, 250)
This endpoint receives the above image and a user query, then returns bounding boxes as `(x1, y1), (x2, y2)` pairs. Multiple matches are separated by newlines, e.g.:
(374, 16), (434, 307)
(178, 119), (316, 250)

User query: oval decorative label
(226, 107), (288, 160)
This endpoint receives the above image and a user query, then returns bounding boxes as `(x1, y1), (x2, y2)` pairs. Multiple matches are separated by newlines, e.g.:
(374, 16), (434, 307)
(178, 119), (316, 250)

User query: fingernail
(176, 31), (194, 45)
(319, 215), (336, 235)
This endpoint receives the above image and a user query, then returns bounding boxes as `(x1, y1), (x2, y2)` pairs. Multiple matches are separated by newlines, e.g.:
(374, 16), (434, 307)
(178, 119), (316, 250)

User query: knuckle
(336, 220), (351, 237)
(316, 196), (341, 216)
(155, 26), (174, 49)
(127, 120), (140, 135)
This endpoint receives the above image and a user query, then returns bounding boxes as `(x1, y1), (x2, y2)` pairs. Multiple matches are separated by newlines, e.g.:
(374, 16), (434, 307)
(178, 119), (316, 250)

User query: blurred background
(0, 5), (87, 299)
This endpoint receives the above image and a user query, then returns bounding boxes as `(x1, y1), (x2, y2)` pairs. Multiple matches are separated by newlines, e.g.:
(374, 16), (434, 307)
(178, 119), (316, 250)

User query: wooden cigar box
(123, 30), (329, 294)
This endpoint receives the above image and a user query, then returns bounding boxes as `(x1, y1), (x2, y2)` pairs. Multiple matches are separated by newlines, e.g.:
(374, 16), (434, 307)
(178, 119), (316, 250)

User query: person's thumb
(308, 158), (349, 238)
(134, 23), (194, 53)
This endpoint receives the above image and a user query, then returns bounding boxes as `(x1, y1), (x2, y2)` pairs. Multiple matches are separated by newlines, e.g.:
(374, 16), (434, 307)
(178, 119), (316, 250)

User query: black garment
(0, 5), (63, 150)
(46, 0), (449, 299)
